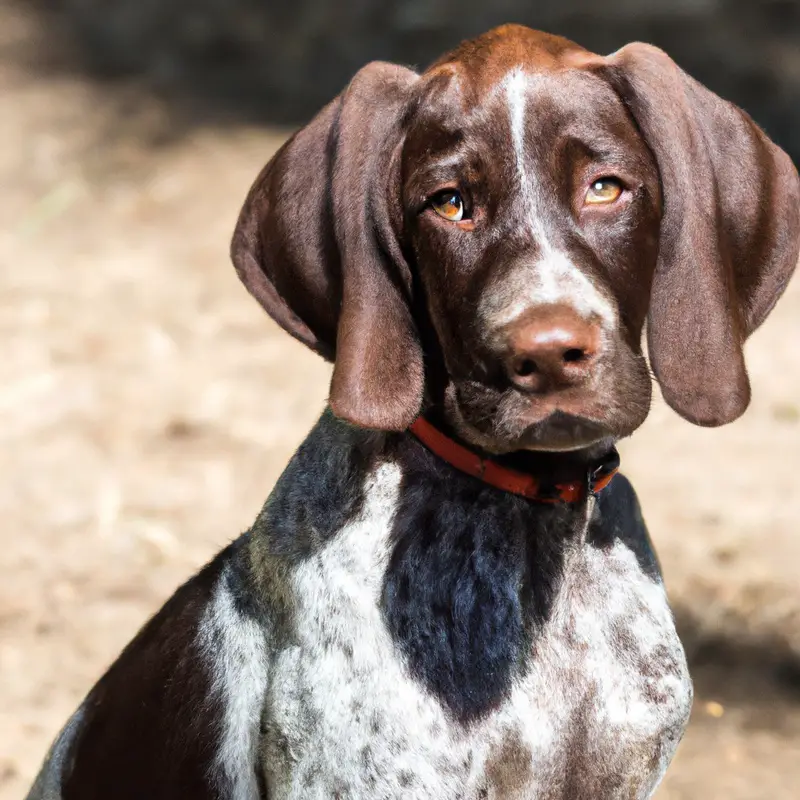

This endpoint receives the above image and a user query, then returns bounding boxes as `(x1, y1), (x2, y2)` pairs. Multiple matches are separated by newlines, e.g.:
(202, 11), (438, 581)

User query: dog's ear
(596, 44), (800, 426)
(231, 62), (423, 431)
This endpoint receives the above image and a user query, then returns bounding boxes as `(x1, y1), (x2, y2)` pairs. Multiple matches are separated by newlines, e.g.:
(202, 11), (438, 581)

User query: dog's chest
(260, 465), (692, 799)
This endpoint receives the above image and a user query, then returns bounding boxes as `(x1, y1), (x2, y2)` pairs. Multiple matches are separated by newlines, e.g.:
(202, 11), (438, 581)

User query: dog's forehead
(424, 25), (602, 98)
(414, 26), (622, 140)
(428, 24), (594, 81)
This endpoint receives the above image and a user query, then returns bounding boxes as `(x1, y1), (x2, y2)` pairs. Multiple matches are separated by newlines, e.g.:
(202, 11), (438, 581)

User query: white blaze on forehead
(481, 68), (617, 331)
(504, 68), (531, 188)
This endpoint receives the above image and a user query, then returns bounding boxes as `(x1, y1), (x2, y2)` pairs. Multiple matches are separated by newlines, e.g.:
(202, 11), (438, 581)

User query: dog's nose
(503, 305), (601, 392)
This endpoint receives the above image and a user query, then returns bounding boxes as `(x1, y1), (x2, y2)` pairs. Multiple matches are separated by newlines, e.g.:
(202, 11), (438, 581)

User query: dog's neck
(251, 408), (608, 721)
(253, 408), (604, 559)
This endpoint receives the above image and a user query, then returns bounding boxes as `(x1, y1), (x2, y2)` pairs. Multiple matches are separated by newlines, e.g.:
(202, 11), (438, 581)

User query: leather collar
(409, 416), (619, 503)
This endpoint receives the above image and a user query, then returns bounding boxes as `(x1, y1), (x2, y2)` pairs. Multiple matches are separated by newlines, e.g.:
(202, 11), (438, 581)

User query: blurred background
(1, 1), (799, 797)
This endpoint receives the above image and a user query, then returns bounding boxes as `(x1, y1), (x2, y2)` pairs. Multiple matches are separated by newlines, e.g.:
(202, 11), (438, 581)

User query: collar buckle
(589, 448), (621, 494)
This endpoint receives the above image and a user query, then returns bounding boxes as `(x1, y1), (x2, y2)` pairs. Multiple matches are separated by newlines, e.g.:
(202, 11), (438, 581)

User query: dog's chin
(443, 382), (645, 455)
(454, 410), (612, 454)
(505, 412), (613, 452)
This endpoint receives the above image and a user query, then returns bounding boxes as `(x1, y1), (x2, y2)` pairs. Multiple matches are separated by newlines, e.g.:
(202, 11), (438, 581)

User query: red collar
(408, 417), (619, 504)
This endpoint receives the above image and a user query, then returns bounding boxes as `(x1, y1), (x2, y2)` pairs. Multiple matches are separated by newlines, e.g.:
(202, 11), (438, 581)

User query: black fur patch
(223, 532), (271, 621)
(590, 472), (662, 580)
(259, 409), (382, 562)
(381, 435), (584, 722)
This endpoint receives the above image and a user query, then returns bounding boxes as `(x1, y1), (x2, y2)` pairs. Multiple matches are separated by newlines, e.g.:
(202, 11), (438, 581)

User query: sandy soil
(2, 5), (799, 798)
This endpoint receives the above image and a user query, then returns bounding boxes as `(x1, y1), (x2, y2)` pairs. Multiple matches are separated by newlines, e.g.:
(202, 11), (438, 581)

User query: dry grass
(2, 4), (799, 797)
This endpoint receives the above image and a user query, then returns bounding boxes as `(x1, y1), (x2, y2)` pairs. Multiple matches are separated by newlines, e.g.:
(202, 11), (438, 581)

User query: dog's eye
(431, 190), (465, 221)
(585, 178), (623, 205)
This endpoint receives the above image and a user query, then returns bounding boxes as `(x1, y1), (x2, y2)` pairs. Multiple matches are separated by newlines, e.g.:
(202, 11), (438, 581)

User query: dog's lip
(515, 411), (611, 452)
(445, 380), (629, 453)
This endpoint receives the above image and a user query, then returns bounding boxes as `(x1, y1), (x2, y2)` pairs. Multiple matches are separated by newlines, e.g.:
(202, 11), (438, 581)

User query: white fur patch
(480, 69), (617, 334)
(261, 461), (484, 798)
(511, 538), (692, 796)
(199, 569), (270, 800)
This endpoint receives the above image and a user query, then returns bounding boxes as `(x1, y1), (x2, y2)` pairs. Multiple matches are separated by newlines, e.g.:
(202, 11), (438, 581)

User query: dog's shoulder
(27, 536), (271, 800)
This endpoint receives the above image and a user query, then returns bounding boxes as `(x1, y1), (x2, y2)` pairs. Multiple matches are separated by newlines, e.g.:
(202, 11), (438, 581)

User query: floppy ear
(231, 62), (424, 431)
(597, 44), (800, 426)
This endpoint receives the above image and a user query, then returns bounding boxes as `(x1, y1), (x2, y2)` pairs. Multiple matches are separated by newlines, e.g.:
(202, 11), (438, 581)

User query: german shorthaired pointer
(27, 24), (799, 800)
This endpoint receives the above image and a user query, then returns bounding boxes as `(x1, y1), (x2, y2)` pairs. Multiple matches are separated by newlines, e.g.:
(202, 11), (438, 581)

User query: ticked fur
(248, 419), (691, 798)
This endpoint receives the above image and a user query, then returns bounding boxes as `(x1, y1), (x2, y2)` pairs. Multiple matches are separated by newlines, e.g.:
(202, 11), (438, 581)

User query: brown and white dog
(27, 25), (799, 800)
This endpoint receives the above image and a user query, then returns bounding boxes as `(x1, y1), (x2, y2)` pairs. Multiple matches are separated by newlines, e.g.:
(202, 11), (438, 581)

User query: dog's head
(232, 25), (799, 454)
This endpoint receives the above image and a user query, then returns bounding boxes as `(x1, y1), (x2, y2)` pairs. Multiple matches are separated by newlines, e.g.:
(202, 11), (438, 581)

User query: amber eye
(431, 190), (465, 221)
(585, 177), (624, 205)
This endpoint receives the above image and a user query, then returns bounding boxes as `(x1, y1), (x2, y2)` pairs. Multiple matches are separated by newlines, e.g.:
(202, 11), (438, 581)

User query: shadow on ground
(676, 605), (800, 715)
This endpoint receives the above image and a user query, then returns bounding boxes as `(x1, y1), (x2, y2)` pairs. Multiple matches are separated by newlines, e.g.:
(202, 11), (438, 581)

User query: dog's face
(232, 26), (799, 454)
(402, 62), (660, 452)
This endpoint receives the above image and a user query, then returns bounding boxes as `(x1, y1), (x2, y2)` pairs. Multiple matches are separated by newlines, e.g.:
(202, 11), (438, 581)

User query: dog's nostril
(513, 358), (538, 377)
(563, 348), (586, 363)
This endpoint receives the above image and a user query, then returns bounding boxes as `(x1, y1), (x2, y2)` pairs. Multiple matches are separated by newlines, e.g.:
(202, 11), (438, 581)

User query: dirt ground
(2, 5), (800, 798)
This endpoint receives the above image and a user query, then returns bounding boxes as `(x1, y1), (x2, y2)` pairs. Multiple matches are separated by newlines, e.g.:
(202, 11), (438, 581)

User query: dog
(26, 24), (799, 800)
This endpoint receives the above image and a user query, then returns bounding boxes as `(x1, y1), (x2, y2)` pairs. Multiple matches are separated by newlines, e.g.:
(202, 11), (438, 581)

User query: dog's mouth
(506, 412), (611, 452)
(443, 378), (647, 454)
